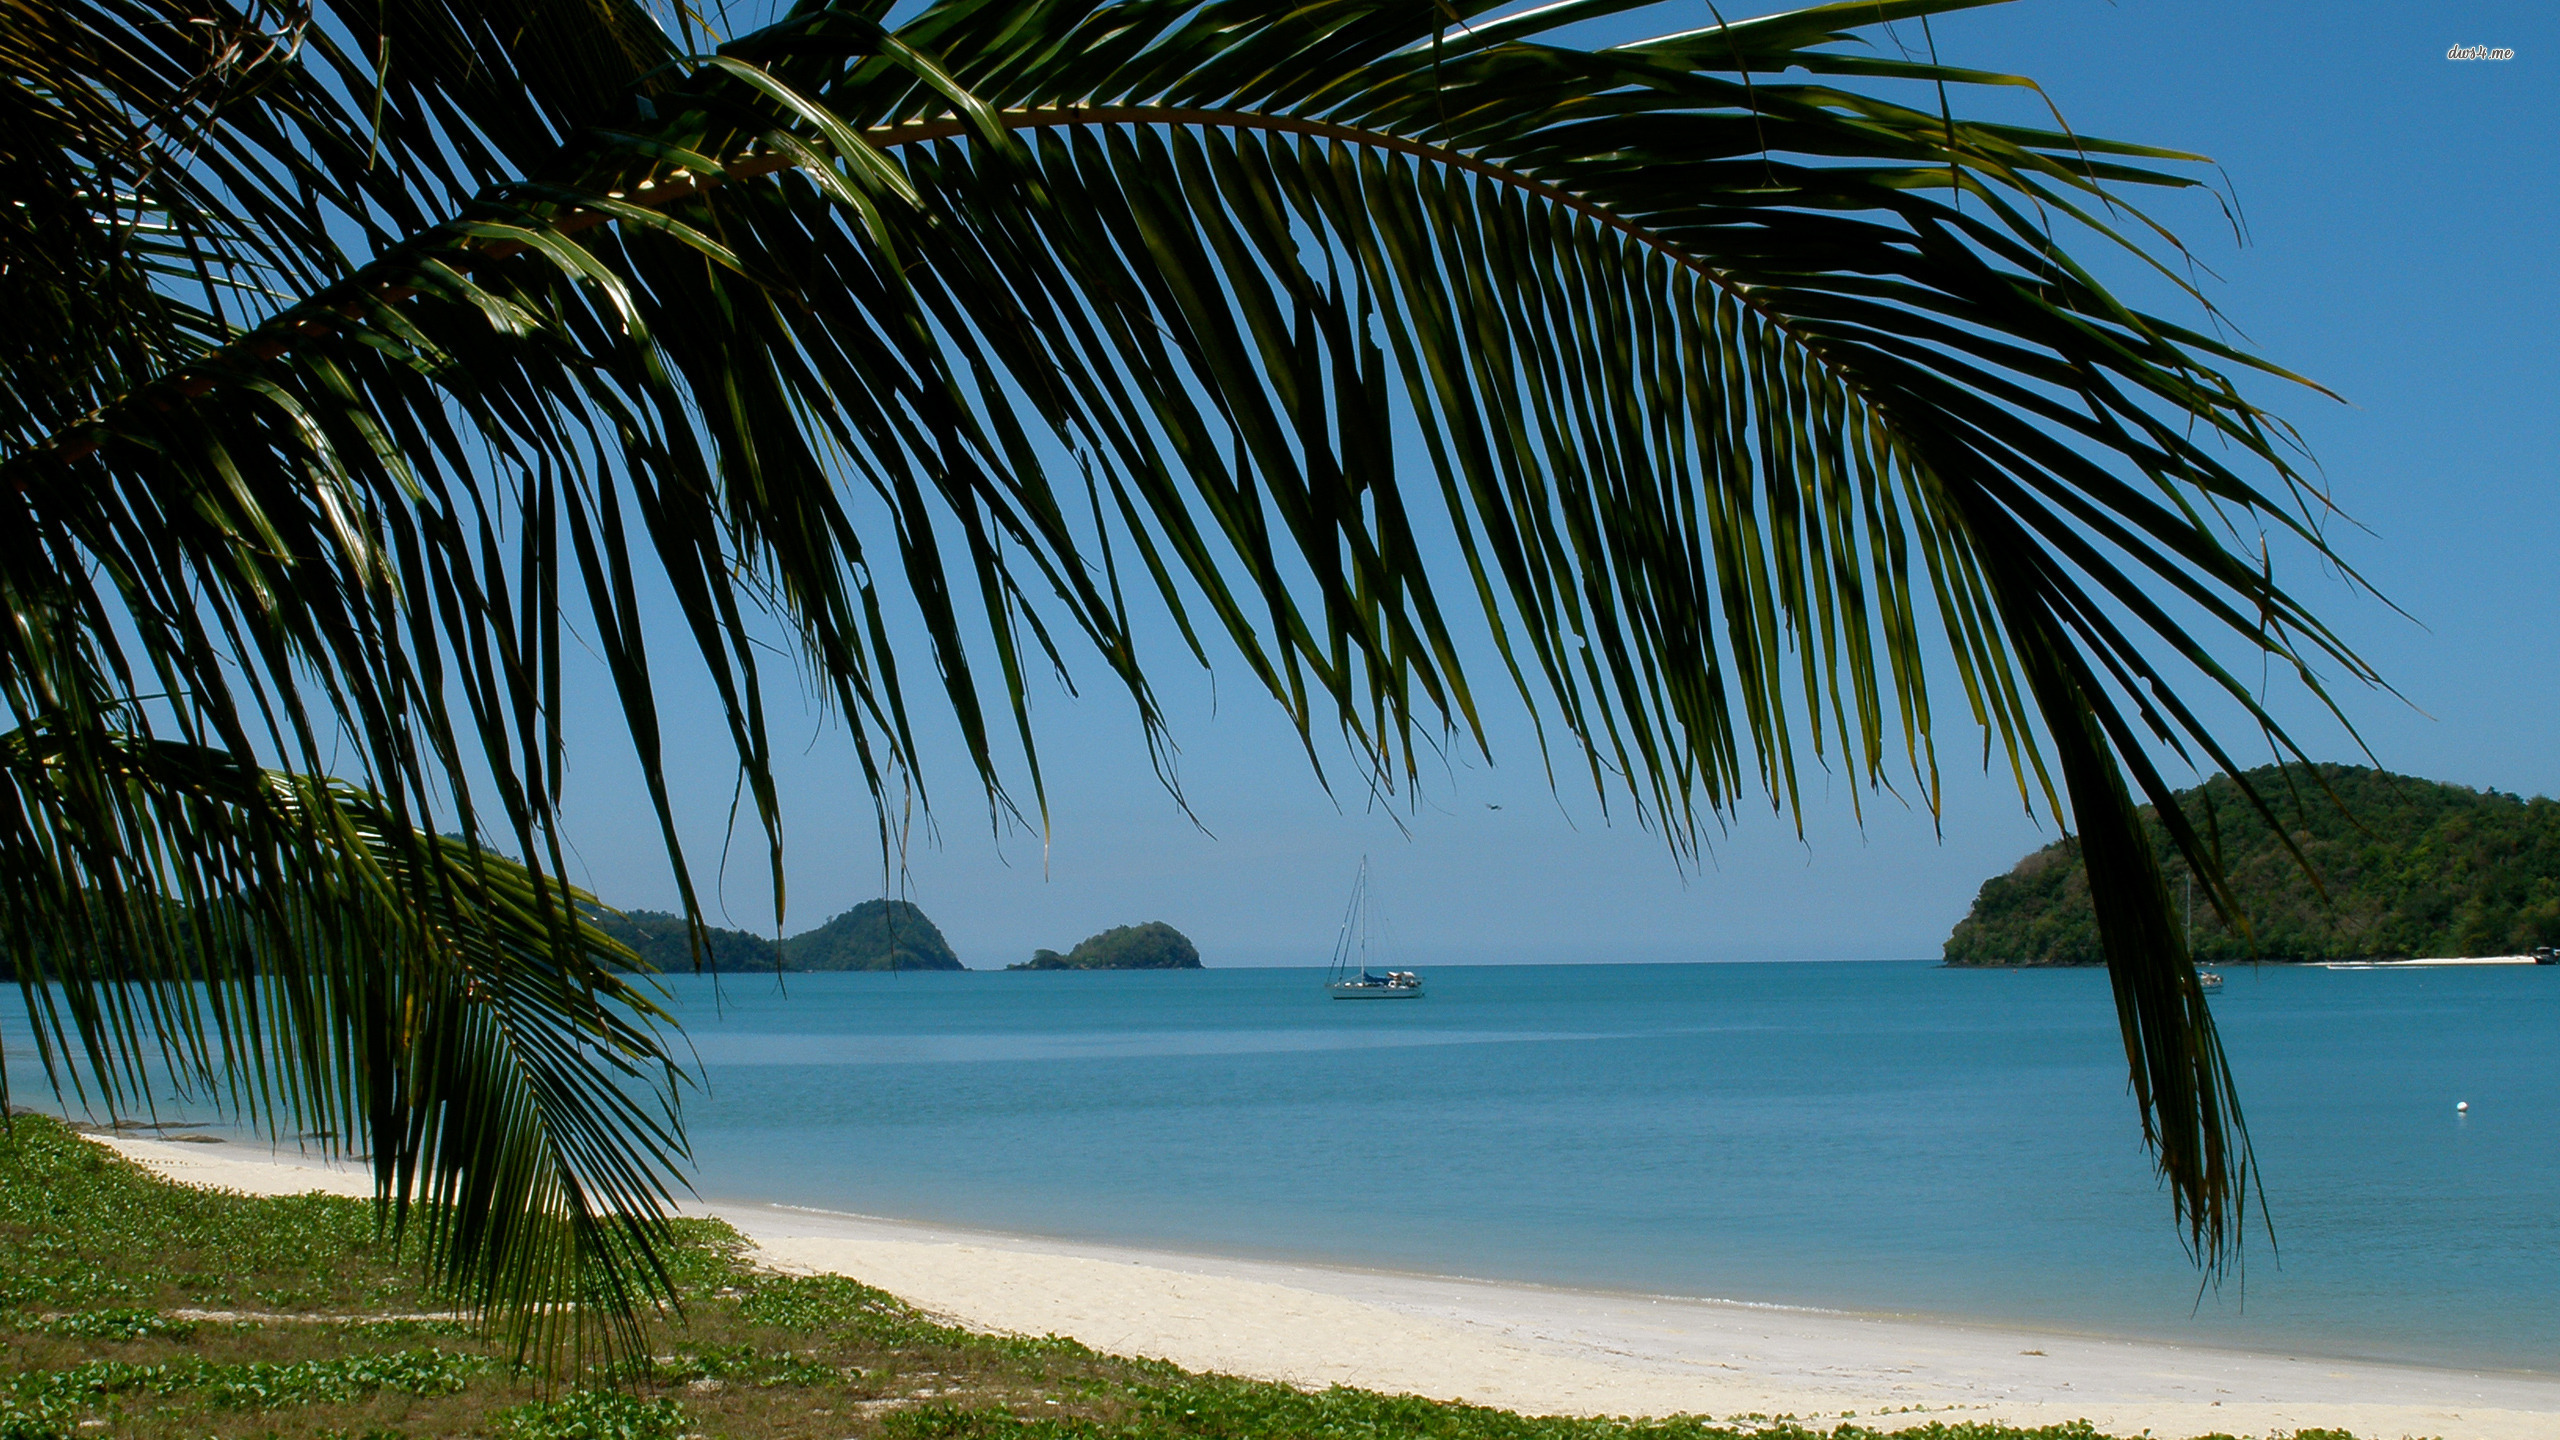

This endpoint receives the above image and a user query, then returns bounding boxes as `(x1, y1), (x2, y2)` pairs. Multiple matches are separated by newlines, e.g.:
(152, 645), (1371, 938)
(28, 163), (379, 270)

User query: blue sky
(545, 0), (2557, 969)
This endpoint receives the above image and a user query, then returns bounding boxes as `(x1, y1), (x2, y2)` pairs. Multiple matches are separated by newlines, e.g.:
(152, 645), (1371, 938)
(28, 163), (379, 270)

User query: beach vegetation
(8, 0), (2376, 1338)
(1946, 765), (2560, 964)
(494, 1389), (691, 1440)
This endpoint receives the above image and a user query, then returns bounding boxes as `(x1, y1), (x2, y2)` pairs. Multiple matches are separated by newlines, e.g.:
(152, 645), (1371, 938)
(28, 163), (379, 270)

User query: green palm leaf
(5, 0), (2375, 1337)
(0, 726), (686, 1359)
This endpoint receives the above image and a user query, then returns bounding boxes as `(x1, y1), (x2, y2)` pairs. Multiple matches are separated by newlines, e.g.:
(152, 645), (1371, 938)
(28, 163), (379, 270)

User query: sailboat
(1326, 858), (1423, 1000)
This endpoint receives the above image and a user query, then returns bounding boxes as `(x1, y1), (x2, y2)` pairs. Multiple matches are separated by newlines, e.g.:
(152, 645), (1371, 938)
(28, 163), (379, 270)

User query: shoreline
(81, 1132), (2560, 1439)
(721, 1194), (2521, 1377)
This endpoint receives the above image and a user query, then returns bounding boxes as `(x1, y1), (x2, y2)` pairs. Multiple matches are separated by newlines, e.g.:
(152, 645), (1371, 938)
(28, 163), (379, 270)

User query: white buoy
(2457, 1101), (2470, 1113)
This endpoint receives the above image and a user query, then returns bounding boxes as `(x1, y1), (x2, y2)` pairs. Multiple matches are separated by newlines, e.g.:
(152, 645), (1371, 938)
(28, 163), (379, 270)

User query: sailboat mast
(1329, 858), (1369, 983)
(1359, 860), (1371, 975)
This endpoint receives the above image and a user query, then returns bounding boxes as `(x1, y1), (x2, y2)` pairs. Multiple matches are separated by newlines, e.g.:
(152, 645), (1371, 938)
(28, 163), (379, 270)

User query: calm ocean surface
(658, 961), (2560, 1371)
(11, 960), (2554, 1370)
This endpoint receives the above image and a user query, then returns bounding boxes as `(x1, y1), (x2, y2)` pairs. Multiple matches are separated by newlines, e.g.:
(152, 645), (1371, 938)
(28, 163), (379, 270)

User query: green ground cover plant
(0, 1117), (2365, 1440)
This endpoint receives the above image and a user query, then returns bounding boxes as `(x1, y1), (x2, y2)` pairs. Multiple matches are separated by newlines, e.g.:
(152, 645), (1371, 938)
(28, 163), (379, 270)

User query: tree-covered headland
(782, 901), (964, 971)
(1944, 766), (2560, 965)
(590, 898), (961, 972)
(583, 909), (781, 973)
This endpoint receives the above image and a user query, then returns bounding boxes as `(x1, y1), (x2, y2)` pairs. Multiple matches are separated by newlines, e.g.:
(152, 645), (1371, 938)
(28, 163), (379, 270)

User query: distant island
(590, 898), (962, 972)
(1009, 921), (1201, 970)
(1944, 764), (2560, 966)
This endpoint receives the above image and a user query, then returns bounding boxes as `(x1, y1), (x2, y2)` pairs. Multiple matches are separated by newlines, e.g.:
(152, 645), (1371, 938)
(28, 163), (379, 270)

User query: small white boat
(1326, 858), (1423, 1000)
(2198, 970), (2223, 991)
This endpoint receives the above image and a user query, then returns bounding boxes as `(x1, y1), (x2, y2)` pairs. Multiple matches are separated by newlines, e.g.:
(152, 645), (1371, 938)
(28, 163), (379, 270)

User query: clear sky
(541, 0), (2556, 969)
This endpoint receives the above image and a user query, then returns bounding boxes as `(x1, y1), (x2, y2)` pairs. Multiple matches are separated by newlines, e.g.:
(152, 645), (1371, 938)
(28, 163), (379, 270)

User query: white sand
(89, 1133), (2560, 1439)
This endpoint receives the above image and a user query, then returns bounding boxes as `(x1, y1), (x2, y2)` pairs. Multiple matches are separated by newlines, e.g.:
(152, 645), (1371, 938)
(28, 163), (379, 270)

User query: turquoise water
(660, 961), (2560, 1371)
(10, 960), (2554, 1369)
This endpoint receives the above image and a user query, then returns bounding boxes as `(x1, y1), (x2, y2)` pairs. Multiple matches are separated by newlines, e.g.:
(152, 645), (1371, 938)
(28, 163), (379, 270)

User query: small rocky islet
(1006, 921), (1201, 971)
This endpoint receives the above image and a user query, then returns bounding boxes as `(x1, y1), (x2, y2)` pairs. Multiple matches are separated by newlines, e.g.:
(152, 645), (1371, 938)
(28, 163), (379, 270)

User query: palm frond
(0, 725), (688, 1358)
(4, 0), (2377, 1311)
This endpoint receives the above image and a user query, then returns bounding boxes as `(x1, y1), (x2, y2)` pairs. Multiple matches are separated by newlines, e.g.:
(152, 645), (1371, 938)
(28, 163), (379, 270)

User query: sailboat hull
(1328, 981), (1424, 999)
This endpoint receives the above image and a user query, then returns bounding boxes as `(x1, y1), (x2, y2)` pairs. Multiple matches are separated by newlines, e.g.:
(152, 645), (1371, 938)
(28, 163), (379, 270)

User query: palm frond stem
(25, 101), (1873, 475)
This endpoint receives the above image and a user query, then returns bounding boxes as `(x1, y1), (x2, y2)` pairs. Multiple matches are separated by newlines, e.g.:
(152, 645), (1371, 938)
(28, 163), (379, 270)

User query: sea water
(11, 961), (2555, 1370)
(659, 961), (2560, 1371)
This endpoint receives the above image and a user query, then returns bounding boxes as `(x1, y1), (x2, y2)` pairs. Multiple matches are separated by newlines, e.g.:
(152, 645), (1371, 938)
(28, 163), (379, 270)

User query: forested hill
(1008, 921), (1201, 970)
(590, 898), (961, 972)
(782, 900), (962, 971)
(1943, 765), (2560, 965)
(585, 909), (779, 972)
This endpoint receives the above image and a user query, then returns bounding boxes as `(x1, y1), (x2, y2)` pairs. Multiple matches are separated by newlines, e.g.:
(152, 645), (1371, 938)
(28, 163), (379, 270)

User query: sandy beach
(90, 1132), (2560, 1440)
